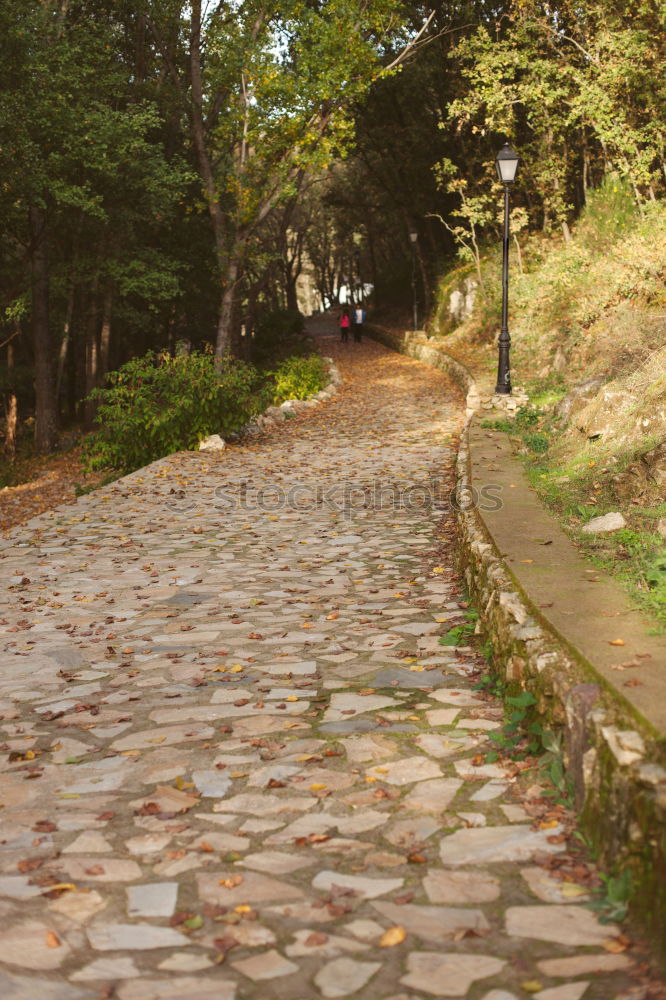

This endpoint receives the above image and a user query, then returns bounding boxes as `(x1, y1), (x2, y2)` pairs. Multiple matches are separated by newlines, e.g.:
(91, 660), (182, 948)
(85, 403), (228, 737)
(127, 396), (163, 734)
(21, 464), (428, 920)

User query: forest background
(0, 0), (664, 459)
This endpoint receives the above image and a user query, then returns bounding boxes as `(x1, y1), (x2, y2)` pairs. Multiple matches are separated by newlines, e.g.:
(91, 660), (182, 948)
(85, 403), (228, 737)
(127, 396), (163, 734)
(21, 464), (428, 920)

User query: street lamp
(409, 229), (419, 331)
(494, 143), (520, 394)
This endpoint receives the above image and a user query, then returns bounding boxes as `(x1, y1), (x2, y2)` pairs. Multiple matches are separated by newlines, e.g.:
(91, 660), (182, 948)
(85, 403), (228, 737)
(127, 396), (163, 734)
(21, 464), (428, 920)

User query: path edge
(366, 324), (666, 955)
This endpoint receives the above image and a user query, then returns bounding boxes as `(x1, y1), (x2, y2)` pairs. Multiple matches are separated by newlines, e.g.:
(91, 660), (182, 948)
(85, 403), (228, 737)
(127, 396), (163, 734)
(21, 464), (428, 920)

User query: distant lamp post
(494, 143), (520, 394)
(409, 229), (419, 331)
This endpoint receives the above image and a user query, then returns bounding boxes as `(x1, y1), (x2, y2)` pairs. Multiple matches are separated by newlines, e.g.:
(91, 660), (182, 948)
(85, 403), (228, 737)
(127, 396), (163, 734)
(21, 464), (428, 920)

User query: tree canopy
(0, 0), (663, 452)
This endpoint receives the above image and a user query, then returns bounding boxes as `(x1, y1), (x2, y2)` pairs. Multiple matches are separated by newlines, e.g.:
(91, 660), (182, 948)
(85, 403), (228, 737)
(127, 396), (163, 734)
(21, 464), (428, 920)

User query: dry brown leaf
(305, 932), (329, 947)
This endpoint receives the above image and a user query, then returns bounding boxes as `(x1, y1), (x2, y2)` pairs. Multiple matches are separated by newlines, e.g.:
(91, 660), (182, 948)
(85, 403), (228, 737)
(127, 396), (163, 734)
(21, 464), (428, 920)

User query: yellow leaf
(230, 665), (244, 673)
(432, 567), (445, 574)
(379, 926), (407, 947)
(40, 883), (77, 895)
(408, 715), (420, 722)
(409, 665), (425, 672)
(326, 612), (339, 620)
(609, 638), (625, 646)
(310, 783), (327, 790)
(373, 767), (389, 774)
(234, 904), (252, 913)
(560, 883), (588, 898)
(520, 982), (543, 994)
(286, 695), (298, 702)
(174, 776), (195, 790)
(365, 775), (378, 783)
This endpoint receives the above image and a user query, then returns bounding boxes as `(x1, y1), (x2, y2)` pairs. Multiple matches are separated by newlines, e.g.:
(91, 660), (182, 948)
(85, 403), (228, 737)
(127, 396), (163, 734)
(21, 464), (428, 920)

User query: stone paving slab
(0, 328), (657, 999)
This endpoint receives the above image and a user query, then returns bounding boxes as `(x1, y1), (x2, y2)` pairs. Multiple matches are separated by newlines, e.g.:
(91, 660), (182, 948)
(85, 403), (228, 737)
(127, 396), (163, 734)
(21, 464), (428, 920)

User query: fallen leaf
(603, 938), (628, 953)
(219, 875), (244, 889)
(520, 981), (543, 993)
(609, 638), (625, 646)
(17, 858), (44, 873)
(379, 926), (407, 947)
(213, 934), (239, 954)
(45, 932), (61, 948)
(305, 932), (329, 947)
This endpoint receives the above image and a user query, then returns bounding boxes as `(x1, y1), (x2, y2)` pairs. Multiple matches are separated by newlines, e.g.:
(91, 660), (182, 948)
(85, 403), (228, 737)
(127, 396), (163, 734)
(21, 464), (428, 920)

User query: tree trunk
(216, 256), (239, 360)
(56, 282), (75, 400)
(83, 277), (100, 428)
(29, 205), (58, 453)
(4, 341), (17, 462)
(99, 283), (113, 378)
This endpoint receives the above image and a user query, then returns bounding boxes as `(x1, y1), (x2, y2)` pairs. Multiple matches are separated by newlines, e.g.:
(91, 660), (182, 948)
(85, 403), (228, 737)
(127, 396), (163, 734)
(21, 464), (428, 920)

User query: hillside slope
(432, 178), (666, 625)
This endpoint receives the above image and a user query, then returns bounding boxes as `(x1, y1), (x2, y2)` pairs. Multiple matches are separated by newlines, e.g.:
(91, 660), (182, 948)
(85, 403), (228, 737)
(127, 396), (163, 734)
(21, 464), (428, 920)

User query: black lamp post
(494, 143), (519, 394)
(409, 229), (419, 330)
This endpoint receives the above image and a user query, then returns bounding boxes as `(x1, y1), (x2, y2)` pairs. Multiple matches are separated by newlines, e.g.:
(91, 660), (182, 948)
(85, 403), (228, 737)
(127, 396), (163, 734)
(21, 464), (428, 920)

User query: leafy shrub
(84, 350), (270, 473)
(252, 309), (307, 367)
(272, 355), (328, 401)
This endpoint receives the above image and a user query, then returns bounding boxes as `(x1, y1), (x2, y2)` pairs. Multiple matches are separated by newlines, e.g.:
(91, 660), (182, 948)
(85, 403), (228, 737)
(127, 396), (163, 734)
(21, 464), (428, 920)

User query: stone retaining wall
(366, 323), (666, 956)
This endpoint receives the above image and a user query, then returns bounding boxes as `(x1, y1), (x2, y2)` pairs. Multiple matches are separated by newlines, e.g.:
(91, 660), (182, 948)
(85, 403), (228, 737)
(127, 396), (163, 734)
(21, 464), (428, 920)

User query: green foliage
(84, 351), (270, 474)
(252, 309), (307, 368)
(272, 355), (328, 402)
(589, 868), (633, 924)
(438, 608), (478, 646)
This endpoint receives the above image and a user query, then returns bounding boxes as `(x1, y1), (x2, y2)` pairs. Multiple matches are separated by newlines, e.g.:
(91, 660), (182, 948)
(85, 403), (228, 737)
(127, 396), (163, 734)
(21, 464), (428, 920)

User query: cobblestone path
(0, 328), (650, 999)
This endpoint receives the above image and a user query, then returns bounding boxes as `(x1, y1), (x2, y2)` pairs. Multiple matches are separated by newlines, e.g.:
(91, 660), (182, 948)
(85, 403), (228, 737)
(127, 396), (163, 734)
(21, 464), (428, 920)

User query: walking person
(339, 306), (350, 342)
(353, 305), (365, 342)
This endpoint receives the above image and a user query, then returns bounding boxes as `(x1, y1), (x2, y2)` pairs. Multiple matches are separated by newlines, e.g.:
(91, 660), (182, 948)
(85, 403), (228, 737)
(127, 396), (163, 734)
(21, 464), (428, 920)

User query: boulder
(198, 434), (225, 451)
(556, 377), (606, 424)
(573, 388), (637, 440)
(581, 512), (627, 534)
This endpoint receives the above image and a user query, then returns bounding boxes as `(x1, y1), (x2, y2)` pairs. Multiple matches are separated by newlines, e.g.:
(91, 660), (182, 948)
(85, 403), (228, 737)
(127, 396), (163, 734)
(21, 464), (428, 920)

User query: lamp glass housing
(495, 144), (519, 184)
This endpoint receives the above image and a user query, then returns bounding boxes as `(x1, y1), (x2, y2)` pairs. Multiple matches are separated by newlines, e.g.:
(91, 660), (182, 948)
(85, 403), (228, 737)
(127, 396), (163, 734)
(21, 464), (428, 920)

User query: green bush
(272, 355), (329, 401)
(84, 350), (270, 473)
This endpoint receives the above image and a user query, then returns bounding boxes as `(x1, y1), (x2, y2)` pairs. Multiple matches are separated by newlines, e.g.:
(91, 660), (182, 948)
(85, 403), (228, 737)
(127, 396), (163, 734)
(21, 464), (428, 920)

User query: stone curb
(366, 324), (666, 953)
